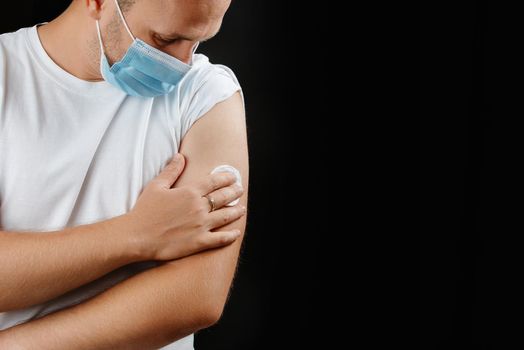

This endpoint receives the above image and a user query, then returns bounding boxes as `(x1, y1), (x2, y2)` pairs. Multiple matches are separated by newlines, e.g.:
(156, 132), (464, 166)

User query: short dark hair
(117, 0), (137, 13)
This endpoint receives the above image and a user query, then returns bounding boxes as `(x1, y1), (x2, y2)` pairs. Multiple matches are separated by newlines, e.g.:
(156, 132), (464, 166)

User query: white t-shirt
(0, 25), (241, 350)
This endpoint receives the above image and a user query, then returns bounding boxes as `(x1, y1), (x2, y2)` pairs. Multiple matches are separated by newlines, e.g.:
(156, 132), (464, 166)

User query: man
(0, 0), (248, 348)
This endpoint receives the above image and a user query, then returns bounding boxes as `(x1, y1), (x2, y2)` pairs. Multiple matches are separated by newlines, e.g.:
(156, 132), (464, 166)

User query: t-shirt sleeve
(178, 63), (242, 139)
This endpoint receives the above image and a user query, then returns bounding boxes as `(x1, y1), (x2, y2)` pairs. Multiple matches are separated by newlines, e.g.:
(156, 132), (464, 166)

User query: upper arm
(165, 90), (248, 309)
(175, 90), (249, 234)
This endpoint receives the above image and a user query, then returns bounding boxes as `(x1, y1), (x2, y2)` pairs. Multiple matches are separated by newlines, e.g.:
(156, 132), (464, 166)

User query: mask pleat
(97, 18), (190, 97)
(116, 66), (171, 97)
(129, 50), (188, 85)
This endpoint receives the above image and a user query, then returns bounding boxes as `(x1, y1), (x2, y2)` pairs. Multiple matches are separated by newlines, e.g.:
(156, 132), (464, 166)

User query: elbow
(191, 269), (236, 329)
(162, 294), (226, 343)
(194, 282), (232, 328)
(196, 295), (227, 329)
(197, 274), (237, 328)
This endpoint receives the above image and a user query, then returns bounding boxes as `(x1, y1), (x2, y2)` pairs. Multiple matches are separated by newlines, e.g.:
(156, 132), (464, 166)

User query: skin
(0, 156), (245, 312)
(0, 0), (248, 348)
(38, 0), (230, 80)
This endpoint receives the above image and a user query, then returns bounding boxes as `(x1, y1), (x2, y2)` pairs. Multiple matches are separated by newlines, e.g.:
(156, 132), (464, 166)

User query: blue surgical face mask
(95, 0), (198, 97)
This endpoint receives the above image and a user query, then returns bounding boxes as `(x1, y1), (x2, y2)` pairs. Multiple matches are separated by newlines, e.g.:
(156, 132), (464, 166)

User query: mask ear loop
(189, 42), (199, 65)
(113, 0), (135, 40)
(114, 0), (197, 65)
(95, 20), (106, 55)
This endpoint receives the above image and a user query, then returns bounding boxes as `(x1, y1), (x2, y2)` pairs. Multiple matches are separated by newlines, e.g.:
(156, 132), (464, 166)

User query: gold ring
(204, 195), (216, 212)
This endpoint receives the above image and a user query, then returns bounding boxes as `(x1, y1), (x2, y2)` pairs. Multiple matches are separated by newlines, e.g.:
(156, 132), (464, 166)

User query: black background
(421, 1), (522, 348)
(0, 1), (317, 349)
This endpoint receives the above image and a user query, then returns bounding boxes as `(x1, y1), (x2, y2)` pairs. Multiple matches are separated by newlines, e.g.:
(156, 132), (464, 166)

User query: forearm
(0, 90), (248, 348)
(0, 214), (140, 312)
(0, 239), (243, 350)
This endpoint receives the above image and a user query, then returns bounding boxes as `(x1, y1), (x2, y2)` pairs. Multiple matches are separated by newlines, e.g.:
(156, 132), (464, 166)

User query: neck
(37, 2), (103, 82)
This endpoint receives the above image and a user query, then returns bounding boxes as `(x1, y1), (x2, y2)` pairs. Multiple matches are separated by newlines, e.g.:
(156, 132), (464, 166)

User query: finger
(205, 184), (244, 210)
(197, 171), (237, 194)
(194, 230), (242, 251)
(207, 205), (247, 230)
(153, 154), (185, 189)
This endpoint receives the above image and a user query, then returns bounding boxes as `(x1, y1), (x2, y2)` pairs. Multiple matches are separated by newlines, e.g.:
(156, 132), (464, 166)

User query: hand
(124, 154), (246, 261)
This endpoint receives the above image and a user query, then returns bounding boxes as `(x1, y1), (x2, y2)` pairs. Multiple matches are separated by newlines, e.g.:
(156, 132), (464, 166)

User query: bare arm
(0, 91), (248, 349)
(0, 215), (136, 312)
(0, 139), (245, 313)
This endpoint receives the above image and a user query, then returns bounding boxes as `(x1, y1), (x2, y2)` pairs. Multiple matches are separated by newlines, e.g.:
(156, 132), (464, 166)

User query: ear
(85, 0), (107, 21)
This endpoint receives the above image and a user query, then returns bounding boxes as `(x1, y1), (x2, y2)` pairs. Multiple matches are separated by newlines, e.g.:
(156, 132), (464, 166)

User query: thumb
(154, 154), (186, 189)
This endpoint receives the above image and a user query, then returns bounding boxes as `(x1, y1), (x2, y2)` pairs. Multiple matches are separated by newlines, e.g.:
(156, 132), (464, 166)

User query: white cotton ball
(211, 165), (242, 206)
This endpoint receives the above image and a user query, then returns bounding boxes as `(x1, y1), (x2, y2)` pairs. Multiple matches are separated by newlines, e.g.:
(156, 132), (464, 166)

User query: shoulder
(0, 27), (33, 81)
(169, 53), (244, 139)
(0, 27), (31, 57)
(178, 53), (242, 109)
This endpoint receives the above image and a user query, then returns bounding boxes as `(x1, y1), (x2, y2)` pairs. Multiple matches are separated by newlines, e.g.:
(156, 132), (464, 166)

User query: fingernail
(233, 230), (241, 237)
